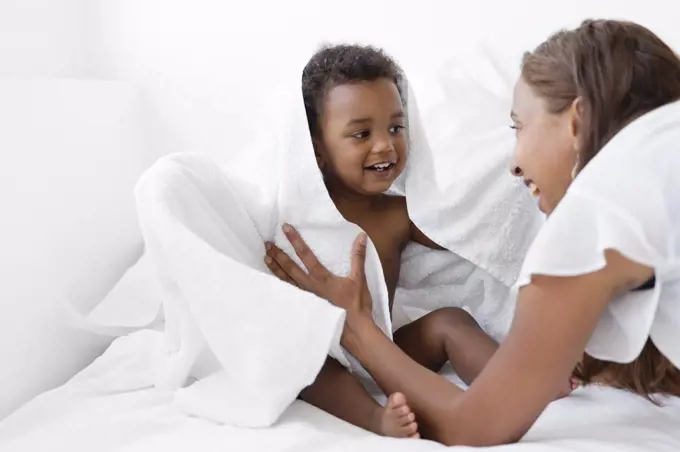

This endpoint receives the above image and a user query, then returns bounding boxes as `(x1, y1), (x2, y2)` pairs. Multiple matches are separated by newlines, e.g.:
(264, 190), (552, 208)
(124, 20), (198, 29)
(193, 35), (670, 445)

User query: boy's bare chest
(350, 213), (410, 305)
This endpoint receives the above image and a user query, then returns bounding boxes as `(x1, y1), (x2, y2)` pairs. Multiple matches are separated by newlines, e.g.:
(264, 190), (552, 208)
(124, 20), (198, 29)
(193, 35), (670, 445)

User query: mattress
(1, 330), (680, 451)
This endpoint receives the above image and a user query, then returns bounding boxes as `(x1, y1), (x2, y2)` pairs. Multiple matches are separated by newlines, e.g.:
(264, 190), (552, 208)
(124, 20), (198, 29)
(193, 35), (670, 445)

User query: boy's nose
(372, 135), (394, 153)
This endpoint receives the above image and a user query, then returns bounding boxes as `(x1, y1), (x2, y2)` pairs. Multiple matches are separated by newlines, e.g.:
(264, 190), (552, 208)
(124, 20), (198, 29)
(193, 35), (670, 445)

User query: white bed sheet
(2, 330), (680, 452)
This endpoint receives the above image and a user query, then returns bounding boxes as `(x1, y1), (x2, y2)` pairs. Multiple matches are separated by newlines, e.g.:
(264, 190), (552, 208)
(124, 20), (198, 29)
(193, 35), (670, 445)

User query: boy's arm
(410, 222), (446, 250)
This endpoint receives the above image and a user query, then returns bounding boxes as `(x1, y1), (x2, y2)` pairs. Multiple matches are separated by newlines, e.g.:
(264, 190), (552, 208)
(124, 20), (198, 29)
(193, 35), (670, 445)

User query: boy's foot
(373, 392), (419, 439)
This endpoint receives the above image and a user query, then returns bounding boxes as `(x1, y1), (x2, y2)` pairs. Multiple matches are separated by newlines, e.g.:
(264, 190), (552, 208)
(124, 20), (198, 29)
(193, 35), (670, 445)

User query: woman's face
(510, 78), (578, 215)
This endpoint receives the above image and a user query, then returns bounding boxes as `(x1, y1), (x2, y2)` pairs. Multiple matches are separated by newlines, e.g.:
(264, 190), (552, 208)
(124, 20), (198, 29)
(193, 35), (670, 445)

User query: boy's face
(316, 78), (407, 196)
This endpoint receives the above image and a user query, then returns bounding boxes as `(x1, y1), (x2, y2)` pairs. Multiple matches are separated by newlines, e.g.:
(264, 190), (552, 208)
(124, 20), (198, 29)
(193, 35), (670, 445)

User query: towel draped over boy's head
(68, 44), (543, 428)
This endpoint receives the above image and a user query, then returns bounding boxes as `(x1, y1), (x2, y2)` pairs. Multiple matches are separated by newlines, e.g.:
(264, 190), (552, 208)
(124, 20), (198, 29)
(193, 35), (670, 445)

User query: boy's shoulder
(371, 194), (411, 247)
(379, 194), (444, 250)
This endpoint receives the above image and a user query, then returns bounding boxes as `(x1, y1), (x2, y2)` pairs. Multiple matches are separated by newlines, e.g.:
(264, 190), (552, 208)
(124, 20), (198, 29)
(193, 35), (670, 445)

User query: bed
(2, 330), (680, 451)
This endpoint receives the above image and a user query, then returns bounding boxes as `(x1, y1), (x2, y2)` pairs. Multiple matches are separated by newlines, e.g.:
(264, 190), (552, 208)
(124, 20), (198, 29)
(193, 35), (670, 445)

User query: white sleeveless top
(516, 100), (680, 369)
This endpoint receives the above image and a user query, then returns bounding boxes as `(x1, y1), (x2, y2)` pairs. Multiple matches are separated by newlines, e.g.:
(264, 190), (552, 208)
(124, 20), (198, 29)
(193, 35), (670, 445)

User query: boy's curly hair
(302, 44), (403, 138)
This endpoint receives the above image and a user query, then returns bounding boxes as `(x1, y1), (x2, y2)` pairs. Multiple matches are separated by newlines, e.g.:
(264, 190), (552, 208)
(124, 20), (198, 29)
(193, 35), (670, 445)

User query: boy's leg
(394, 308), (576, 398)
(299, 357), (418, 438)
(393, 307), (498, 385)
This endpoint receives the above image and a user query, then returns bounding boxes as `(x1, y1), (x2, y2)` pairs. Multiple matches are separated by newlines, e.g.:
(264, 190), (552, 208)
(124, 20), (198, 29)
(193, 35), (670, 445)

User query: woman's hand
(263, 224), (374, 321)
(264, 241), (303, 290)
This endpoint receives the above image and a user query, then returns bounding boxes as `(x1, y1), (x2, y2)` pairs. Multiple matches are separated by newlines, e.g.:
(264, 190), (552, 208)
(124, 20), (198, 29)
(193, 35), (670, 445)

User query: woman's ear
(568, 97), (584, 140)
(569, 97), (585, 179)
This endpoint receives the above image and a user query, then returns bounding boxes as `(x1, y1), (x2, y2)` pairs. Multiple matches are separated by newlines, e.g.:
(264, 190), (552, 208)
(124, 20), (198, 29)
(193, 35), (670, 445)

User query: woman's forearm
(346, 316), (466, 443)
(346, 314), (550, 446)
(273, 225), (647, 446)
(345, 260), (632, 446)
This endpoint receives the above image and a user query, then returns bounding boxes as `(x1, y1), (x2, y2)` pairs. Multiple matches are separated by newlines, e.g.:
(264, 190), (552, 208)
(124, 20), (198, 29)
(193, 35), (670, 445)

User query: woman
(265, 19), (680, 446)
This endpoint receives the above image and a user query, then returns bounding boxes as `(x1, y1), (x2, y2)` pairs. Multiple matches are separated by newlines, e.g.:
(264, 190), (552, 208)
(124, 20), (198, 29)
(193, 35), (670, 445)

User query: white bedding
(2, 330), (680, 452)
(67, 52), (540, 429)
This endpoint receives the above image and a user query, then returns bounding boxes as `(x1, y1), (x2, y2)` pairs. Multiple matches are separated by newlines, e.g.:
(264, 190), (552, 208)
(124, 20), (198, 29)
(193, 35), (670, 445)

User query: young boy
(265, 44), (570, 439)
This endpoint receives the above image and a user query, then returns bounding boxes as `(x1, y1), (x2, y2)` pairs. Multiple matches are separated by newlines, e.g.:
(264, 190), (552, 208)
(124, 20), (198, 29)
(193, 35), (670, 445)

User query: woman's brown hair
(522, 19), (680, 400)
(522, 19), (680, 169)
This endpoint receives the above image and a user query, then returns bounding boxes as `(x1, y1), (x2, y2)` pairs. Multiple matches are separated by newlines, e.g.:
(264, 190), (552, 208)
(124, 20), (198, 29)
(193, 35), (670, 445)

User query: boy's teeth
(368, 162), (392, 171)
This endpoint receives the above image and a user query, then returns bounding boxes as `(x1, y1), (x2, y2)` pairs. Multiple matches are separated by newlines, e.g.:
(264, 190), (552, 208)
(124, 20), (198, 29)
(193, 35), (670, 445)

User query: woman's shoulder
(563, 101), (680, 257)
(574, 100), (680, 193)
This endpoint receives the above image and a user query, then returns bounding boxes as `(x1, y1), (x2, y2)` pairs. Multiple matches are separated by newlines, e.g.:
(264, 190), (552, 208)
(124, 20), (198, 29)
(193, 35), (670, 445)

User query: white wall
(0, 0), (150, 419)
(0, 79), (145, 419)
(85, 0), (680, 167)
(0, 0), (87, 77)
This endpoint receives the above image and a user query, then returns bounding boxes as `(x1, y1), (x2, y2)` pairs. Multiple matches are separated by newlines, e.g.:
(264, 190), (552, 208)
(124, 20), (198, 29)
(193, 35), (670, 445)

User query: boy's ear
(312, 137), (326, 170)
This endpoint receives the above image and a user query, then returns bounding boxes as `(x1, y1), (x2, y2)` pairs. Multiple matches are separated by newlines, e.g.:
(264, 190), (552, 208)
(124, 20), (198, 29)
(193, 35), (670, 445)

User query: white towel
(394, 48), (544, 338)
(66, 48), (543, 427)
(127, 69), (399, 426)
(132, 153), (350, 427)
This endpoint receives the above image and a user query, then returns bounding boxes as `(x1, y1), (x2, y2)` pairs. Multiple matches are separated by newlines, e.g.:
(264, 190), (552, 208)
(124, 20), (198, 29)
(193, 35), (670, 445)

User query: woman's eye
(352, 130), (370, 139)
(390, 125), (405, 134)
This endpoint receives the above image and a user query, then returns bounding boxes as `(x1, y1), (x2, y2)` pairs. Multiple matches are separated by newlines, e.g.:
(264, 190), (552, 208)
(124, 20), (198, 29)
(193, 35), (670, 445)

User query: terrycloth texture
(66, 52), (543, 427)
(132, 154), (350, 427)
(127, 79), (399, 426)
(393, 50), (544, 338)
(267, 86), (394, 367)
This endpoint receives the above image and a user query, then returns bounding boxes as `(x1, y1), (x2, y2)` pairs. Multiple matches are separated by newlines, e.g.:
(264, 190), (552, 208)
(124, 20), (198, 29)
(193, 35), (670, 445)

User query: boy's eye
(351, 130), (370, 139)
(390, 125), (405, 134)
